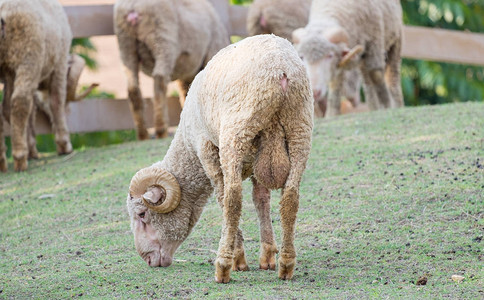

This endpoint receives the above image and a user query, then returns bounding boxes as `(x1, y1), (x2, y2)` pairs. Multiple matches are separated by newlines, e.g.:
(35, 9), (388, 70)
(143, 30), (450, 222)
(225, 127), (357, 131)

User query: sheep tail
(126, 11), (139, 26)
(253, 119), (290, 190)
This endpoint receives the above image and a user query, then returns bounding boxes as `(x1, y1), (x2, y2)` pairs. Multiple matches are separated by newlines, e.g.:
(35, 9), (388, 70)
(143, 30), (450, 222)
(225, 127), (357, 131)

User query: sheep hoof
(232, 251), (249, 271)
(0, 155), (7, 172)
(13, 156), (28, 172)
(155, 128), (169, 139)
(137, 129), (149, 141)
(259, 243), (278, 270)
(278, 255), (296, 280)
(214, 257), (232, 283)
(29, 148), (39, 160)
(56, 141), (73, 155)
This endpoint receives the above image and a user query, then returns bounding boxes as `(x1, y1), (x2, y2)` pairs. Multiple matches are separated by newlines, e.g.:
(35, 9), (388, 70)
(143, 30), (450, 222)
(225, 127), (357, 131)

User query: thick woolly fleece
(127, 35), (313, 282)
(114, 0), (229, 139)
(0, 0), (72, 172)
(247, 0), (311, 41)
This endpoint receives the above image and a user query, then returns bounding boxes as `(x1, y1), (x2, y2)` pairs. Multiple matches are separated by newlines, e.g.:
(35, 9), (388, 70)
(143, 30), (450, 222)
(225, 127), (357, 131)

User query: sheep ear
(143, 186), (164, 205)
(292, 28), (305, 45)
(338, 45), (364, 68)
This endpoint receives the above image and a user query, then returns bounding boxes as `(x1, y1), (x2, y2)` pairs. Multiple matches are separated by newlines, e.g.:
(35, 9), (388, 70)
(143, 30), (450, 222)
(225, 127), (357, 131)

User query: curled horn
(66, 54), (99, 102)
(129, 166), (181, 213)
(338, 45), (364, 68)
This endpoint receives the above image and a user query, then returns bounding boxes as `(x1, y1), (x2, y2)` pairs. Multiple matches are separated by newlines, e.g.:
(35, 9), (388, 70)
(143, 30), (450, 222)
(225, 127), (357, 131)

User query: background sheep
(126, 35), (313, 283)
(28, 54), (98, 161)
(247, 0), (362, 117)
(293, 0), (404, 117)
(0, 0), (73, 172)
(114, 0), (229, 140)
(247, 0), (311, 41)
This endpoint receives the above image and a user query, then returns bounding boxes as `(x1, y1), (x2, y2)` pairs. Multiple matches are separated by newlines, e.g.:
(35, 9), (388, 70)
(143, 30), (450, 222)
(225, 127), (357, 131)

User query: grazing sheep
(27, 54), (98, 161)
(0, 0), (73, 172)
(114, 0), (229, 140)
(127, 35), (313, 283)
(247, 0), (362, 118)
(293, 0), (404, 117)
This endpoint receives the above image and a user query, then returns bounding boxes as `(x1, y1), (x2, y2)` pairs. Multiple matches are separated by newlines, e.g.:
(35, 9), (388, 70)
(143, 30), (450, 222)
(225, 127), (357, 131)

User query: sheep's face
(293, 30), (340, 101)
(127, 166), (185, 268)
(127, 197), (184, 267)
(293, 28), (363, 102)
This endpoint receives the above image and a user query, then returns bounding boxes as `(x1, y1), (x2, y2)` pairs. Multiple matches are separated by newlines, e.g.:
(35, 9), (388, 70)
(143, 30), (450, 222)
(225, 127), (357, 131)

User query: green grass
(1, 102), (483, 299)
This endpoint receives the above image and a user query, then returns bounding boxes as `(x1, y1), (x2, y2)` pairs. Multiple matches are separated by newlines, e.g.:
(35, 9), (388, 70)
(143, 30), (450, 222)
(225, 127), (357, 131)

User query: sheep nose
(313, 89), (322, 99)
(145, 254), (161, 267)
(160, 256), (173, 267)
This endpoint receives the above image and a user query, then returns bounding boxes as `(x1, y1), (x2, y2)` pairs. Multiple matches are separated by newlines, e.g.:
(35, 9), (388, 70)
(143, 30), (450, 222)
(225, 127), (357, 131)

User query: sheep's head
(293, 27), (363, 102)
(127, 165), (185, 268)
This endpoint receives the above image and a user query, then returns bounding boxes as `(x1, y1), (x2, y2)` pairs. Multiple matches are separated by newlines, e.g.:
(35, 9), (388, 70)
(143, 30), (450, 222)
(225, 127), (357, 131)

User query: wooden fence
(3, 2), (484, 136)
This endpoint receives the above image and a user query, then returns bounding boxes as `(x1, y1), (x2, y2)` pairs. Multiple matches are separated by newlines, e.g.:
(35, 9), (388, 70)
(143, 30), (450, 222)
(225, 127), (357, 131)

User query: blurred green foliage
(71, 38), (98, 71)
(78, 85), (116, 99)
(401, 0), (484, 105)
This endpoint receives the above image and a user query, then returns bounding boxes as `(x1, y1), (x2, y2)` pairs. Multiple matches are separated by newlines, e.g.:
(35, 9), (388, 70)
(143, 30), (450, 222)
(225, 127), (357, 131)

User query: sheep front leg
(325, 73), (345, 117)
(153, 76), (169, 138)
(49, 70), (72, 155)
(10, 83), (35, 171)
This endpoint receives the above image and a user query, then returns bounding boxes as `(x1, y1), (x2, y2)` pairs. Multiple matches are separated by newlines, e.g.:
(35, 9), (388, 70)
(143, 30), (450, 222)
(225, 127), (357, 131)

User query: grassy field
(0, 102), (483, 299)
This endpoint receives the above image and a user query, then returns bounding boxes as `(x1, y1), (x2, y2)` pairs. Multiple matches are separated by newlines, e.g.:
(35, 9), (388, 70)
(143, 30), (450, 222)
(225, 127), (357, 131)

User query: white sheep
(114, 0), (229, 140)
(293, 0), (404, 117)
(247, 0), (362, 117)
(0, 0), (73, 172)
(126, 35), (313, 283)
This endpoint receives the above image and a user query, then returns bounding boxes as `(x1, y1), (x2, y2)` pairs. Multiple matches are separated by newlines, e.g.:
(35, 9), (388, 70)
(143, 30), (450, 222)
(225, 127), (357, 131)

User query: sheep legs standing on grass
(294, 0), (404, 117)
(0, 0), (73, 172)
(114, 0), (229, 140)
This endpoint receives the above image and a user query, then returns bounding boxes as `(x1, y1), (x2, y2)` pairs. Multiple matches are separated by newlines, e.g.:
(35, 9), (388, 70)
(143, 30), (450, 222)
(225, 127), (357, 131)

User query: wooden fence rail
(3, 3), (484, 136)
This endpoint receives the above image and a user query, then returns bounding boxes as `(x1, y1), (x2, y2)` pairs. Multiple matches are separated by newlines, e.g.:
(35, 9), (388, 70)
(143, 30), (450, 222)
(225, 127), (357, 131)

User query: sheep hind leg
(175, 80), (190, 109)
(153, 76), (169, 138)
(10, 86), (35, 171)
(361, 67), (381, 110)
(118, 35), (148, 140)
(27, 100), (38, 159)
(369, 68), (392, 109)
(277, 109), (312, 280)
(215, 141), (252, 283)
(252, 177), (278, 270)
(199, 140), (248, 273)
(49, 69), (72, 155)
(385, 41), (404, 108)
(325, 76), (344, 117)
(0, 79), (13, 172)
